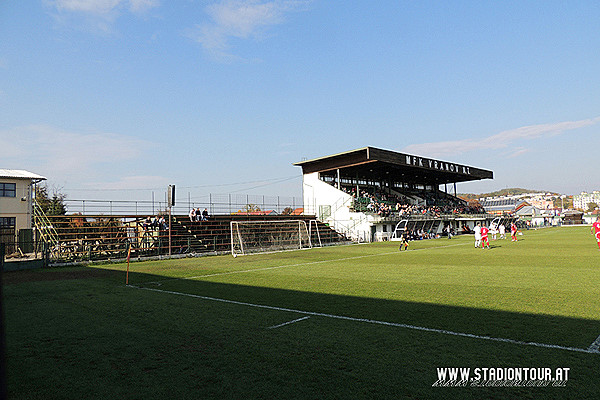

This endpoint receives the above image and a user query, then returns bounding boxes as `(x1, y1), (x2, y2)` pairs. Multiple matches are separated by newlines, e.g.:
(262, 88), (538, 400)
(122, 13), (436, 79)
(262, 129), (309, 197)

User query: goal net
(231, 220), (312, 256)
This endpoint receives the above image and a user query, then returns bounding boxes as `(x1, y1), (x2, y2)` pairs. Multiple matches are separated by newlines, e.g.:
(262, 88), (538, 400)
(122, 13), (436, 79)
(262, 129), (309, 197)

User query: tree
(553, 196), (573, 210)
(35, 185), (67, 215)
(587, 202), (599, 212)
(236, 204), (261, 214)
(281, 207), (294, 215)
(467, 199), (482, 208)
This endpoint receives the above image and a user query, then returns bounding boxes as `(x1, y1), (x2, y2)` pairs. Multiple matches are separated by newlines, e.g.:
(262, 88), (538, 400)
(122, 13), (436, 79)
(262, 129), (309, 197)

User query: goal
(231, 220), (312, 256)
(390, 220), (408, 241)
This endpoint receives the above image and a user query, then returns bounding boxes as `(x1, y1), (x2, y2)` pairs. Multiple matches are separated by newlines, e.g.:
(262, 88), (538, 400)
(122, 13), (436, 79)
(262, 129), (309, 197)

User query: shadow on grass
(4, 265), (600, 400)
(5, 265), (598, 352)
(121, 268), (599, 353)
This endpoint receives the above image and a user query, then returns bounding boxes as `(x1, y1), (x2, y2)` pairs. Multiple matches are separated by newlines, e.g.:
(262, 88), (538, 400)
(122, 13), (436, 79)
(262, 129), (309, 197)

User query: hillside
(459, 188), (558, 200)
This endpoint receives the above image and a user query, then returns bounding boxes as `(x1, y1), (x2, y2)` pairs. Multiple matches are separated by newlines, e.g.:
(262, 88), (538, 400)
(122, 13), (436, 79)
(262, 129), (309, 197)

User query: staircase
(32, 200), (60, 251)
(171, 216), (218, 253)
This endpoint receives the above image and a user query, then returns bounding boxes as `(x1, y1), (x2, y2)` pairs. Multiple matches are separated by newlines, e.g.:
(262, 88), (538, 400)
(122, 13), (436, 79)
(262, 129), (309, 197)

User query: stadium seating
(342, 183), (484, 217)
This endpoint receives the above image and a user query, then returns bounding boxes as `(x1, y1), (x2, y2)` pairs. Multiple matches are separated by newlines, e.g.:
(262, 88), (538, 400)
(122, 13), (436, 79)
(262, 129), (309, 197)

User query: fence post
(43, 242), (49, 268)
(0, 243), (4, 272)
(0, 242), (6, 400)
(168, 206), (172, 257)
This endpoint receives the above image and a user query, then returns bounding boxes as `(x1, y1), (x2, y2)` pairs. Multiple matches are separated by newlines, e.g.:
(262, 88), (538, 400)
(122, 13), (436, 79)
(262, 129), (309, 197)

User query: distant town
(459, 188), (600, 225)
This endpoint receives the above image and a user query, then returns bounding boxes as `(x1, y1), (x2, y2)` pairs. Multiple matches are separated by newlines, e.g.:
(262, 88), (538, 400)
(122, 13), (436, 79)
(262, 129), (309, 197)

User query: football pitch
(3, 226), (600, 399)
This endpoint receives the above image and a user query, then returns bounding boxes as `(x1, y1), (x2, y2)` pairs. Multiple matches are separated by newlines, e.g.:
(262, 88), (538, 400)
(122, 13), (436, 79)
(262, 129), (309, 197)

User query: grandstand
(30, 213), (346, 264)
(294, 147), (495, 241)
(25, 146), (498, 263)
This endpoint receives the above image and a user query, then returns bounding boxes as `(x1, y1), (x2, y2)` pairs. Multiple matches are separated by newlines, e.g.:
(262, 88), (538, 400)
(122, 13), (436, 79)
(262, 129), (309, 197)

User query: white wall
(302, 172), (373, 241)
(0, 178), (33, 231)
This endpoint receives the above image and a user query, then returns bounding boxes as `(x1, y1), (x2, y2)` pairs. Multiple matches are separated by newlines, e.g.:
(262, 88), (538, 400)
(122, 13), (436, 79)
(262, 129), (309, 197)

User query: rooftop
(0, 169), (47, 181)
(294, 146), (493, 185)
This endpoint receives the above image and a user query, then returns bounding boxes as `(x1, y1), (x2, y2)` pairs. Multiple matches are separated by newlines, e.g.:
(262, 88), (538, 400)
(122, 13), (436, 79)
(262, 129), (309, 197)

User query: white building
(573, 191), (600, 211)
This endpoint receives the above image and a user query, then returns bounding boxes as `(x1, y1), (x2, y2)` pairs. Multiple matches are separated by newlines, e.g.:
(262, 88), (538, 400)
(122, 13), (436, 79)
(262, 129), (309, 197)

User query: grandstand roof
(294, 147), (493, 185)
(479, 198), (521, 213)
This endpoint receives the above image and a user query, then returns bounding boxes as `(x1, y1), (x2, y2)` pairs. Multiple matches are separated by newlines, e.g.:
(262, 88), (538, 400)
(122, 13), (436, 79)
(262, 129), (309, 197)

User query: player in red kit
(510, 222), (518, 242)
(592, 217), (600, 250)
(480, 225), (490, 249)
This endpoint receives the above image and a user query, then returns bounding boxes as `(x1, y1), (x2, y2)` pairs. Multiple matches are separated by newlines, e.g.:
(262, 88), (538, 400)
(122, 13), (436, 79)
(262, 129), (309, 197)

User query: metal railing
(33, 200), (60, 249)
(29, 215), (205, 263)
(22, 213), (351, 264)
(62, 194), (303, 216)
(0, 234), (46, 263)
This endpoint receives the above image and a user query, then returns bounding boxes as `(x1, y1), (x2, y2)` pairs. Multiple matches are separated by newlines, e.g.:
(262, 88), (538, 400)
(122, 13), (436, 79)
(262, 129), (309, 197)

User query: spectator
(159, 216), (167, 230)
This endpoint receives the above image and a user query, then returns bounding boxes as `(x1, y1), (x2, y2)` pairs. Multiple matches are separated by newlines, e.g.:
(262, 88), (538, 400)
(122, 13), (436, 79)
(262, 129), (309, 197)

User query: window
(0, 183), (16, 197)
(0, 217), (16, 228)
(319, 205), (331, 220)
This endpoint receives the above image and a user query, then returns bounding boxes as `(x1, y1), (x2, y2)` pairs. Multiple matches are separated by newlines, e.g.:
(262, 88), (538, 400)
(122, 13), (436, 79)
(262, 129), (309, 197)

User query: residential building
(0, 169), (46, 252)
(573, 191), (600, 211)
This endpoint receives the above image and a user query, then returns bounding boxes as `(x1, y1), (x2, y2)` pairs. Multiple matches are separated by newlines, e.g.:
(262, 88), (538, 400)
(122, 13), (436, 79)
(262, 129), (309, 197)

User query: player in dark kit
(399, 232), (410, 251)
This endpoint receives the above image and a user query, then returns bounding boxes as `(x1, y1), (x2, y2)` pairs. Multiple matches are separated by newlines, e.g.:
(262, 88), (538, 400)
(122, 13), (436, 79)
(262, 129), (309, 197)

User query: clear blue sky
(1, 1), (599, 202)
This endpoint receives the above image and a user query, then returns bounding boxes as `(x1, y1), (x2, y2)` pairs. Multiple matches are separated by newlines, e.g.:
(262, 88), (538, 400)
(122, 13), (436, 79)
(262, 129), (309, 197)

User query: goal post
(308, 219), (322, 248)
(231, 220), (312, 256)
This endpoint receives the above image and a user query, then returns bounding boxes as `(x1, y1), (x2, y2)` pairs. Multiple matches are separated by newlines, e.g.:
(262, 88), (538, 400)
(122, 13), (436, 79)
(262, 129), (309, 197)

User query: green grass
(3, 227), (600, 399)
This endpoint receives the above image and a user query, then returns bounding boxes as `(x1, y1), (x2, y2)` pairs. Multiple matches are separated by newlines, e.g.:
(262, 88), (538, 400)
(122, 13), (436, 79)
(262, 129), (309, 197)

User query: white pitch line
(587, 334), (600, 353)
(268, 316), (311, 330)
(144, 242), (469, 285)
(129, 285), (599, 356)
